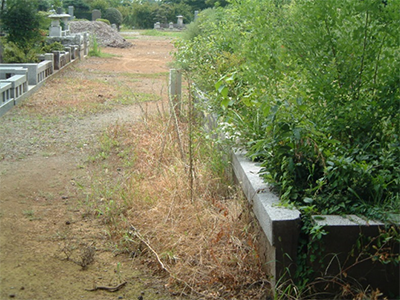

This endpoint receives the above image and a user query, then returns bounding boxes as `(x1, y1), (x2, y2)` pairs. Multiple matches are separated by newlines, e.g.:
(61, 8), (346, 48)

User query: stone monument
(68, 6), (74, 21)
(92, 9), (101, 21)
(177, 15), (184, 28)
(49, 13), (71, 37)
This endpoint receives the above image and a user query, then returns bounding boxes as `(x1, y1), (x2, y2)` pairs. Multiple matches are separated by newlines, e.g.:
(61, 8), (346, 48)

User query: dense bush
(104, 7), (122, 30)
(90, 0), (108, 16)
(122, 2), (193, 29)
(175, 0), (400, 220)
(63, 0), (90, 12)
(38, 11), (52, 32)
(37, 0), (52, 11)
(2, 41), (39, 63)
(41, 41), (65, 53)
(96, 18), (111, 25)
(0, 0), (43, 50)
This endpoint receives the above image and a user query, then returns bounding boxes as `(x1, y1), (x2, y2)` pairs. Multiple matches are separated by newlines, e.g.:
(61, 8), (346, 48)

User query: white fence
(0, 83), (14, 113)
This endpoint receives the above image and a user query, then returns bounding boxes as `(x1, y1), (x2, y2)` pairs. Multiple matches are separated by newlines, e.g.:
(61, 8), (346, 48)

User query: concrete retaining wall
(232, 151), (300, 286)
(232, 150), (399, 296)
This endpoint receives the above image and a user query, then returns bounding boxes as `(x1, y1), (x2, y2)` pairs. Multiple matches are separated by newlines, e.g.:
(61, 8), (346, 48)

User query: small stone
(9, 294), (15, 298)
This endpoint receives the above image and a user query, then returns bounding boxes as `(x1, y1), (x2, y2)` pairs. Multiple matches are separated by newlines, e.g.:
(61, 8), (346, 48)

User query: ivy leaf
(304, 197), (314, 204)
(221, 97), (230, 109)
(218, 85), (229, 98)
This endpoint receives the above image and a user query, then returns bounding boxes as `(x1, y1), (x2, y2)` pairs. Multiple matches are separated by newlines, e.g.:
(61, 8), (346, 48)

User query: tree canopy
(0, 0), (42, 49)
(104, 7), (122, 29)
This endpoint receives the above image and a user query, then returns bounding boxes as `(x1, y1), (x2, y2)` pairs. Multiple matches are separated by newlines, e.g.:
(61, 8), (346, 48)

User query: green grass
(120, 71), (169, 79)
(23, 209), (41, 221)
(140, 29), (183, 39)
(122, 36), (138, 40)
(89, 51), (116, 58)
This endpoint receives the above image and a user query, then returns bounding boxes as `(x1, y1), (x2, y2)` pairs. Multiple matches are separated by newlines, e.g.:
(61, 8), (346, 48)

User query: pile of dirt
(70, 21), (132, 48)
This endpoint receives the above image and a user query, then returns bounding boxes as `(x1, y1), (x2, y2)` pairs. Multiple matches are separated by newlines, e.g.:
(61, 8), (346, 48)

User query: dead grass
(81, 103), (271, 299)
(21, 62), (168, 116)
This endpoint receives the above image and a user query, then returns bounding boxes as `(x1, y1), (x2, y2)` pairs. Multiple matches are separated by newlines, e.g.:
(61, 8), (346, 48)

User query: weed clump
(81, 107), (270, 298)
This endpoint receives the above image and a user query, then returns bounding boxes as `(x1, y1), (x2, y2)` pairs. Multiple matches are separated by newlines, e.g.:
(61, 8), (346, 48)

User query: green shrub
(104, 7), (122, 30)
(41, 42), (65, 53)
(176, 0), (400, 295)
(38, 11), (52, 31)
(176, 0), (400, 219)
(88, 35), (101, 57)
(63, 0), (90, 19)
(3, 41), (39, 63)
(96, 18), (110, 25)
(122, 2), (193, 30)
(182, 8), (223, 41)
(0, 0), (43, 49)
(90, 0), (108, 16)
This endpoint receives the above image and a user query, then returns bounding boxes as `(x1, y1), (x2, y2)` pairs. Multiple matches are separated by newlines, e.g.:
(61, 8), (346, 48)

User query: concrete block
(232, 150), (301, 285)
(312, 215), (399, 295)
(232, 150), (399, 296)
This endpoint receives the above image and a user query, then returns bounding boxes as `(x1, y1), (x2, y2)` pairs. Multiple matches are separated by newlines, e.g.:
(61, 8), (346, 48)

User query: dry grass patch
(21, 66), (168, 116)
(80, 107), (271, 299)
(21, 75), (120, 115)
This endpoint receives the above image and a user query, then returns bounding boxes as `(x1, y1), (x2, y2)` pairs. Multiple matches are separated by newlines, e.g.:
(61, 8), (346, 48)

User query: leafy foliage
(41, 41), (65, 53)
(37, 0), (52, 11)
(96, 17), (110, 25)
(63, 0), (90, 11)
(176, 1), (400, 295)
(2, 41), (39, 62)
(176, 0), (400, 221)
(1, 0), (43, 50)
(104, 7), (122, 29)
(121, 2), (193, 29)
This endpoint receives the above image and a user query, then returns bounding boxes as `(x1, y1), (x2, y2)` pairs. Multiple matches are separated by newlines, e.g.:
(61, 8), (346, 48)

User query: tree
(162, 0), (223, 11)
(126, 2), (156, 29)
(63, 0), (91, 19)
(205, 0), (229, 7)
(63, 0), (90, 11)
(38, 0), (52, 11)
(104, 7), (122, 30)
(0, 0), (43, 49)
(90, 0), (109, 16)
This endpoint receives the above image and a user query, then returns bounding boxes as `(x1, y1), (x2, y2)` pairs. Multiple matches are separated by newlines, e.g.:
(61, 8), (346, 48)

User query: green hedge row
(175, 0), (400, 221)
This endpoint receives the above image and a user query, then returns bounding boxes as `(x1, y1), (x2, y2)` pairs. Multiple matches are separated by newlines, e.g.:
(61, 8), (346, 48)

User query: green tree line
(0, 0), (228, 29)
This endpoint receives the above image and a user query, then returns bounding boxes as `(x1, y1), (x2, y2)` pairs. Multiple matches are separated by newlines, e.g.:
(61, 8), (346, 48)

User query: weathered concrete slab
(232, 150), (301, 285)
(312, 214), (399, 295)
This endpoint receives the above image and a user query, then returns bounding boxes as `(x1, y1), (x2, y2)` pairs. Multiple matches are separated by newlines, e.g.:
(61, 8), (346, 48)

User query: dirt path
(0, 35), (176, 300)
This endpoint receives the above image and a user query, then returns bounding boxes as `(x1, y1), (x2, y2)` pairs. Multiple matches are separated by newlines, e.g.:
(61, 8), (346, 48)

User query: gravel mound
(69, 21), (132, 48)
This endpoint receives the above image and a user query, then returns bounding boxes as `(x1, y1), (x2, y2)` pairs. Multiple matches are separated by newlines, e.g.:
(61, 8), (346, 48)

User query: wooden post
(169, 69), (182, 117)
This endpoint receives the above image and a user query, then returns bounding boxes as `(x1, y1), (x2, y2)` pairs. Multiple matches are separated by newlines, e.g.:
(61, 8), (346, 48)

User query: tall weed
(81, 110), (270, 298)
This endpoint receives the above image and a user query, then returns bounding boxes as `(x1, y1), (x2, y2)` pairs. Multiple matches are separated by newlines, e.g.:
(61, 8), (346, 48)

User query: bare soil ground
(0, 34), (176, 300)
